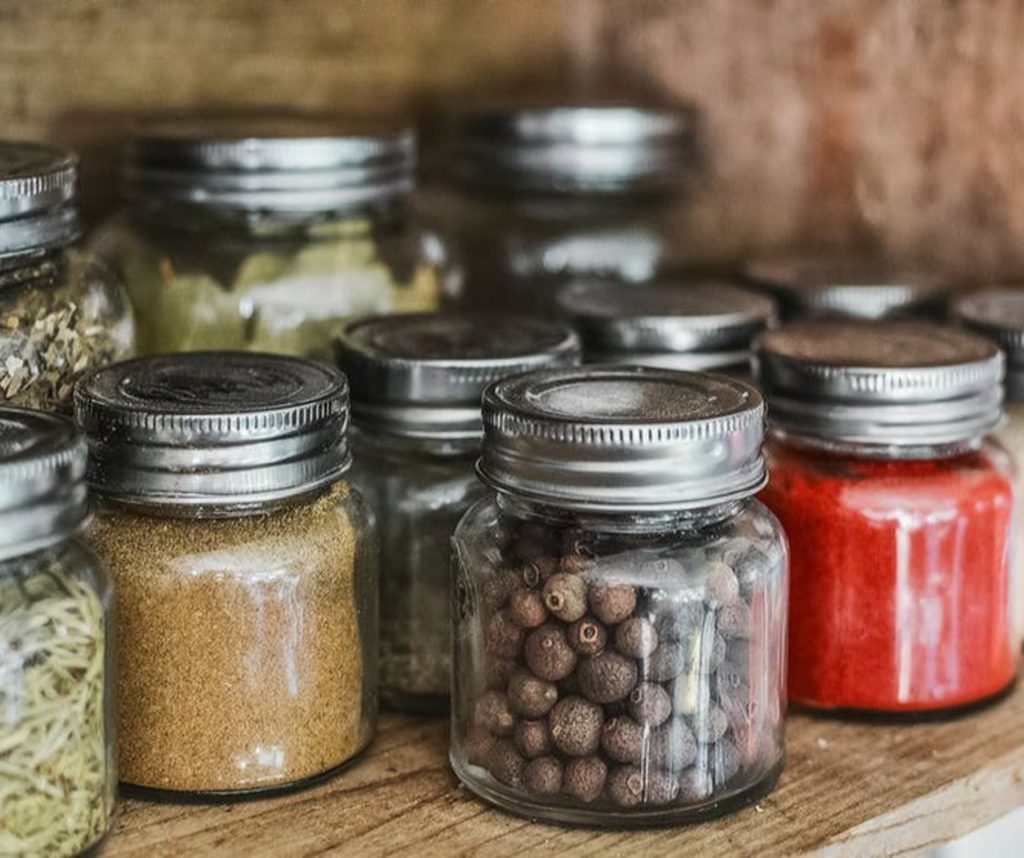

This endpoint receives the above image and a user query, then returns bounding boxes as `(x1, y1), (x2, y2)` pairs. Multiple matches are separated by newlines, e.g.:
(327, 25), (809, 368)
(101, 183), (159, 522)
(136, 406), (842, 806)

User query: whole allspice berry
(615, 617), (659, 659)
(567, 616), (607, 656)
(486, 609), (524, 659)
(509, 587), (548, 629)
(524, 755), (563, 795)
(627, 682), (673, 727)
(524, 623), (578, 681)
(717, 601), (751, 639)
(543, 572), (588, 623)
(644, 770), (680, 806)
(563, 755), (608, 804)
(487, 739), (527, 788)
(481, 567), (521, 611)
(559, 553), (591, 576)
(705, 561), (740, 605)
(507, 671), (559, 718)
(465, 728), (496, 767)
(578, 650), (638, 704)
(692, 705), (730, 744)
(521, 555), (558, 588)
(484, 656), (516, 691)
(606, 766), (645, 808)
(649, 721), (698, 769)
(600, 716), (646, 764)
(644, 642), (689, 682)
(549, 696), (603, 757)
(474, 690), (516, 737)
(515, 719), (553, 759)
(588, 583), (637, 625)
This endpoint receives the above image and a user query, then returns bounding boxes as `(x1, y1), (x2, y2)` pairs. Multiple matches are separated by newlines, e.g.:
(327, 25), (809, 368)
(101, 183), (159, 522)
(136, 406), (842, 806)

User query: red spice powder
(761, 440), (1017, 712)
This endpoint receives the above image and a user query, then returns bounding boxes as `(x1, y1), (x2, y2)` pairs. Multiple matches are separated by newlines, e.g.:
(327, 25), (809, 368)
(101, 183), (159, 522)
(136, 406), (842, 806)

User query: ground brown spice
(87, 482), (370, 793)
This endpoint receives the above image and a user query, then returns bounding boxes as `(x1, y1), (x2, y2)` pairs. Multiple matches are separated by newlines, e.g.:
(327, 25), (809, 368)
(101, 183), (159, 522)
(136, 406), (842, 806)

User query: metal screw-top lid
(124, 115), (416, 212)
(0, 141), (80, 257)
(75, 352), (350, 510)
(954, 288), (1024, 402)
(478, 366), (766, 512)
(744, 255), (953, 320)
(557, 279), (776, 371)
(454, 106), (699, 195)
(756, 320), (1003, 446)
(336, 313), (580, 439)
(0, 408), (88, 560)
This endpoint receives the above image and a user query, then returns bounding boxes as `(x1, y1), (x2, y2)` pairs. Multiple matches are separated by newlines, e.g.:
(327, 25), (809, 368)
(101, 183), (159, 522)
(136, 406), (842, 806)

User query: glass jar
(446, 106), (700, 314)
(0, 141), (134, 412)
(556, 278), (775, 377)
(450, 367), (788, 826)
(756, 320), (1018, 713)
(0, 409), (116, 857)
(76, 352), (377, 796)
(91, 116), (456, 361)
(339, 314), (580, 713)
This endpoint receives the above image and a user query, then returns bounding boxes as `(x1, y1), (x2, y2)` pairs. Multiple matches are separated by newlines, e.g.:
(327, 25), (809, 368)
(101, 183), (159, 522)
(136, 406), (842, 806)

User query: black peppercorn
(524, 623), (577, 681)
(563, 755), (607, 804)
(509, 587), (548, 629)
(474, 690), (515, 737)
(605, 766), (644, 808)
(615, 617), (659, 659)
(627, 682), (672, 727)
(514, 719), (553, 759)
(507, 671), (558, 718)
(566, 616), (607, 656)
(524, 755), (563, 795)
(649, 721), (697, 770)
(548, 696), (603, 757)
(487, 739), (526, 788)
(705, 561), (740, 605)
(692, 705), (729, 744)
(486, 609), (524, 659)
(543, 572), (588, 623)
(600, 716), (646, 764)
(578, 650), (638, 704)
(588, 583), (637, 625)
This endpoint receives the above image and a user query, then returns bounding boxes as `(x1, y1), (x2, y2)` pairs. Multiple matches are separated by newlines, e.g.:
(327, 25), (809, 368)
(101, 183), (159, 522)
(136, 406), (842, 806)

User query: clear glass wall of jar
(76, 353), (377, 796)
(0, 409), (116, 856)
(450, 367), (788, 826)
(91, 116), (457, 361)
(756, 320), (1018, 713)
(0, 141), (134, 412)
(338, 313), (580, 713)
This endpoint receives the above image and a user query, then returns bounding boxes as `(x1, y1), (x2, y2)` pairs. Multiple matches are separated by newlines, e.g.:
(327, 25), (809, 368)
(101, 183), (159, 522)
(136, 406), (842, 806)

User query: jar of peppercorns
(450, 366), (788, 825)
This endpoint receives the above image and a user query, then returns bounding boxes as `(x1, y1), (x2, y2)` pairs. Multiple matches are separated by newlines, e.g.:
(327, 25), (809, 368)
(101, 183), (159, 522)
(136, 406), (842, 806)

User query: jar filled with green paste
(0, 408), (116, 856)
(91, 116), (456, 361)
(76, 352), (377, 796)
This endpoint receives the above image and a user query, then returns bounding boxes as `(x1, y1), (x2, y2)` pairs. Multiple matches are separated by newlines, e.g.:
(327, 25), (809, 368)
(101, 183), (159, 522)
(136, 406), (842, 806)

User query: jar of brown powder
(76, 352), (377, 796)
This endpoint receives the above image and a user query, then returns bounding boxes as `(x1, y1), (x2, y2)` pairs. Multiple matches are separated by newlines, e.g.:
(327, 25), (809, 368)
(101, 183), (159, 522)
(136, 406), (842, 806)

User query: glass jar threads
(448, 106), (699, 314)
(0, 141), (134, 411)
(757, 321), (1017, 713)
(557, 279), (775, 374)
(76, 352), (377, 796)
(0, 409), (116, 857)
(339, 314), (580, 713)
(451, 366), (788, 826)
(92, 116), (454, 361)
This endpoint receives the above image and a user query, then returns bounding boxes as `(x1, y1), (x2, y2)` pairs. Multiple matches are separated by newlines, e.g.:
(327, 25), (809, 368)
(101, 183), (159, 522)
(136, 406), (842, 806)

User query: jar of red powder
(756, 320), (1018, 714)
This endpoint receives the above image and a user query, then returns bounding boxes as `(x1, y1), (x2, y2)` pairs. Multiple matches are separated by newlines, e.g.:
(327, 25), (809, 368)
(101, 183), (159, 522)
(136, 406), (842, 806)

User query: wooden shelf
(104, 679), (1024, 857)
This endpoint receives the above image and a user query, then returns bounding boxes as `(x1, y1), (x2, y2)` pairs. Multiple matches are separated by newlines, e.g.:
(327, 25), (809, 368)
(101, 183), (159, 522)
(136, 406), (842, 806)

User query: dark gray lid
(75, 352), (350, 509)
(954, 288), (1024, 401)
(337, 313), (580, 439)
(124, 115), (416, 212)
(744, 255), (952, 320)
(756, 320), (1003, 445)
(0, 408), (88, 560)
(454, 106), (698, 195)
(0, 141), (80, 257)
(557, 279), (776, 370)
(479, 366), (765, 511)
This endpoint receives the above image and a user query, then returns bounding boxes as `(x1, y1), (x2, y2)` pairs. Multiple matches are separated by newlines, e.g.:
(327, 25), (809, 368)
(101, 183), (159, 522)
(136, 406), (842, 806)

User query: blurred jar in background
(92, 116), (457, 361)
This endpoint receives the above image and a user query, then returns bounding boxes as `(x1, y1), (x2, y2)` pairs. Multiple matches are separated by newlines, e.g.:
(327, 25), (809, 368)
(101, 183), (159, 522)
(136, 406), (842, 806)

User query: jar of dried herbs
(338, 314), (580, 713)
(91, 116), (458, 361)
(0, 408), (116, 856)
(0, 140), (134, 412)
(77, 352), (377, 796)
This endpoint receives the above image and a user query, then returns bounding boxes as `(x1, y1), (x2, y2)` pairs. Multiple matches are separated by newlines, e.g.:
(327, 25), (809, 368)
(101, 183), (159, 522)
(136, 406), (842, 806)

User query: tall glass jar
(91, 116), (456, 361)
(556, 278), (775, 377)
(0, 409), (116, 856)
(339, 314), (580, 713)
(756, 321), (1018, 713)
(0, 141), (134, 412)
(446, 106), (700, 314)
(76, 352), (377, 796)
(451, 367), (788, 826)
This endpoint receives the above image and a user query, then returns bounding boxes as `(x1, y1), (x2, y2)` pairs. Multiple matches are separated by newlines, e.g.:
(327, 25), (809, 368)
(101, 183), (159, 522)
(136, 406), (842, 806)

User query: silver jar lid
(75, 352), (350, 510)
(478, 366), (766, 512)
(0, 408), (88, 560)
(744, 255), (952, 320)
(954, 288), (1024, 401)
(0, 141), (80, 257)
(756, 320), (1003, 446)
(124, 115), (416, 212)
(336, 313), (580, 439)
(454, 105), (698, 195)
(557, 279), (776, 371)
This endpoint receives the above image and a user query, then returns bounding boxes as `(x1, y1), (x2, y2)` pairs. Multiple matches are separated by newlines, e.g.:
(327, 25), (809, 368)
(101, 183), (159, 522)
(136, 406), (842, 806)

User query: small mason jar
(450, 366), (788, 826)
(338, 313), (580, 713)
(757, 320), (1018, 713)
(556, 278), (775, 377)
(76, 352), (377, 796)
(0, 141), (134, 412)
(91, 116), (456, 361)
(446, 106), (700, 314)
(0, 408), (116, 856)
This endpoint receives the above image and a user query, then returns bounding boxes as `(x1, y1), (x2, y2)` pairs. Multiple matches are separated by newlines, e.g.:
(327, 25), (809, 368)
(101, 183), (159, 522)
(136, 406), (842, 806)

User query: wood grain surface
(103, 679), (1024, 857)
